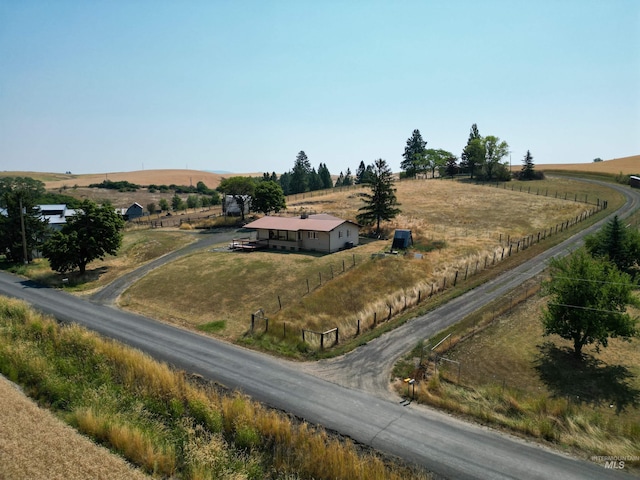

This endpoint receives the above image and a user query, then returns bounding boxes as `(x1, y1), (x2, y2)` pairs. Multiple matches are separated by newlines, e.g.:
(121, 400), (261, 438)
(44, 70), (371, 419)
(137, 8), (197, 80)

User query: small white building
(223, 195), (251, 216)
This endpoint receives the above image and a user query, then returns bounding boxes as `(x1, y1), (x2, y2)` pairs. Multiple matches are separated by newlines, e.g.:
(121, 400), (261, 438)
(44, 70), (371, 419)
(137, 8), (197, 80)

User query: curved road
(0, 180), (637, 479)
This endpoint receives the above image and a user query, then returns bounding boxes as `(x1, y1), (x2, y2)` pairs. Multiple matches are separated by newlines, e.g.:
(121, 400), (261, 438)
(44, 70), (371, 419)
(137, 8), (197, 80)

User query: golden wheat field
(0, 374), (150, 480)
(538, 154), (639, 174)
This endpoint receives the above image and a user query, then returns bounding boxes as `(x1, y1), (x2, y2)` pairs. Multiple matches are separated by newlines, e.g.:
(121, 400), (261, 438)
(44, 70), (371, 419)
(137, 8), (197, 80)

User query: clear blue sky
(1, 1), (639, 175)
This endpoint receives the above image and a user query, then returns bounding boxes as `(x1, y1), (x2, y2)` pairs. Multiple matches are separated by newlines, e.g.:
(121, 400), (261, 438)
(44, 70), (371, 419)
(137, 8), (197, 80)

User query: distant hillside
(538, 154), (639, 175)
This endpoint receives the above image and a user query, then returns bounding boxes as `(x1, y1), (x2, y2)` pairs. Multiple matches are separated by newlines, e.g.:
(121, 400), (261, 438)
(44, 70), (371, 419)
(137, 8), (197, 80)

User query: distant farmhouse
(37, 204), (77, 231)
(115, 202), (145, 221)
(242, 214), (359, 254)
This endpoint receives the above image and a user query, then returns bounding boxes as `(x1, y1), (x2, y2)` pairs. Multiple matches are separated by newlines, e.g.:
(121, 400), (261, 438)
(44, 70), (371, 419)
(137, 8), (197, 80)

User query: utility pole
(19, 196), (28, 264)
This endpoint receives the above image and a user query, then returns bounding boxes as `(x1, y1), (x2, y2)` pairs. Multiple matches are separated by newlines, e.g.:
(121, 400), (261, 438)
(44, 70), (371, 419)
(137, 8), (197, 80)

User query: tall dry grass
(0, 296), (431, 480)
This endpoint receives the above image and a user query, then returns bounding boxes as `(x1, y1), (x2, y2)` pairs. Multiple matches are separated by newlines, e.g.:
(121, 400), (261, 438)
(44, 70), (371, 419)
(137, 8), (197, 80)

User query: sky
(1, 1), (639, 176)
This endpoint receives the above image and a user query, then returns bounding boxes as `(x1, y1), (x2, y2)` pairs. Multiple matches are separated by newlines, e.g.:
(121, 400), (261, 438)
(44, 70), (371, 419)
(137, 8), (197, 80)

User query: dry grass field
(121, 177), (614, 349)
(404, 291), (640, 470)
(538, 154), (639, 174)
(0, 374), (150, 480)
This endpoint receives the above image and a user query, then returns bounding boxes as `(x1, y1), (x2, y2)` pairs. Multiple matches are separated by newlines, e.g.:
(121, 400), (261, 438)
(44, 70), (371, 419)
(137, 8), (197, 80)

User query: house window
(338, 230), (343, 238)
(307, 231), (317, 239)
(347, 229), (350, 237)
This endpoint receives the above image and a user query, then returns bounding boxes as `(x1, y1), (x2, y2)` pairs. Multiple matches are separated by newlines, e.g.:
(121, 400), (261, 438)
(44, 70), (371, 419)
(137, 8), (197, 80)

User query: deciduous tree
(0, 177), (49, 263)
(356, 159), (401, 235)
(253, 181), (286, 214)
(425, 149), (454, 178)
(218, 176), (256, 221)
(42, 200), (125, 275)
(480, 135), (510, 181)
(542, 248), (638, 359)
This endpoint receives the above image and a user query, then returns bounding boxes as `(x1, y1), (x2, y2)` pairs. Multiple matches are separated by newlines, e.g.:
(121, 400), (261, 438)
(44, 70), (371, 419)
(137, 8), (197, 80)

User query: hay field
(538, 154), (639, 174)
(122, 177), (611, 344)
(0, 374), (149, 480)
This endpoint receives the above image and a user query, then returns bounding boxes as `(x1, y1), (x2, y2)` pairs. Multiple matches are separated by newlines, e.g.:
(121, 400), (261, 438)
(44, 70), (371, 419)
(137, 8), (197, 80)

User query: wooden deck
(229, 238), (269, 251)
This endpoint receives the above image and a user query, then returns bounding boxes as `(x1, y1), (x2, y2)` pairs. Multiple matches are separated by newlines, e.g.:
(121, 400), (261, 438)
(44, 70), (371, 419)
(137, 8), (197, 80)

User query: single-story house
(37, 204), (77, 231)
(243, 213), (359, 253)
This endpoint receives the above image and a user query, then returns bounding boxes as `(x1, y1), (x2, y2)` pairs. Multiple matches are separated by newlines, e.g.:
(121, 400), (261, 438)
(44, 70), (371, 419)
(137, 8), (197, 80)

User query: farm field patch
(121, 178), (613, 352)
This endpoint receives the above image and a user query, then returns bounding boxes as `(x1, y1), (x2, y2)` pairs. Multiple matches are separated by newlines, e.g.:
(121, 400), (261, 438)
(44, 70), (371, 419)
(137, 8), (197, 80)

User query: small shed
(630, 176), (640, 189)
(392, 229), (413, 249)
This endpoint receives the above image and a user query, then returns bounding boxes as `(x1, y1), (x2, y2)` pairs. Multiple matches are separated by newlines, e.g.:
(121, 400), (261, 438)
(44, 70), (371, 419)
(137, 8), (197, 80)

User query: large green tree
(480, 135), (510, 181)
(401, 129), (427, 178)
(460, 124), (482, 179)
(318, 163), (333, 189)
(0, 177), (49, 263)
(355, 160), (374, 185)
(290, 151), (312, 194)
(356, 159), (401, 235)
(218, 176), (256, 221)
(425, 149), (454, 178)
(42, 200), (125, 275)
(585, 215), (640, 278)
(542, 248), (638, 359)
(253, 181), (286, 214)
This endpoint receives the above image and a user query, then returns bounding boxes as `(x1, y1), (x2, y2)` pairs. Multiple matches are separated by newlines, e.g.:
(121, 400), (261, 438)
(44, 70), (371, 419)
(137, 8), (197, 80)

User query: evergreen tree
(318, 163), (333, 189)
(334, 171), (345, 188)
(460, 124), (482, 179)
(585, 215), (640, 277)
(355, 161), (375, 184)
(290, 151), (311, 194)
(356, 159), (401, 235)
(278, 171), (291, 195)
(401, 129), (427, 178)
(308, 168), (323, 191)
(520, 150), (536, 180)
(445, 155), (458, 178)
(342, 168), (354, 186)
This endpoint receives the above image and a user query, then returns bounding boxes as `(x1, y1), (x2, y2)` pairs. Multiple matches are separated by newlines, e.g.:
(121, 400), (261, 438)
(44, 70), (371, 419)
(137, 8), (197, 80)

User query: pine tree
(520, 150), (536, 180)
(401, 129), (427, 178)
(290, 151), (311, 194)
(318, 163), (333, 189)
(460, 124), (482, 179)
(356, 159), (401, 235)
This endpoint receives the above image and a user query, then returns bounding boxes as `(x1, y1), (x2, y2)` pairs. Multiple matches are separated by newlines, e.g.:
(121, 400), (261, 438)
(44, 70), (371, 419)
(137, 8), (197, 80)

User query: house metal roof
(244, 214), (357, 232)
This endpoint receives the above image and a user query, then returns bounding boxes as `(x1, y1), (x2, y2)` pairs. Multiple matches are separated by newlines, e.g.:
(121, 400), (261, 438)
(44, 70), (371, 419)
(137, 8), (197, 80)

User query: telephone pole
(19, 196), (28, 264)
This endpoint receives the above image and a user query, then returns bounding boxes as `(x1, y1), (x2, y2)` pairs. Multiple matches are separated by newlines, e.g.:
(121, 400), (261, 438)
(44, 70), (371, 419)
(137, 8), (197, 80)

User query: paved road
(307, 180), (640, 398)
(91, 227), (239, 305)
(0, 180), (637, 479)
